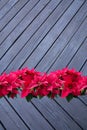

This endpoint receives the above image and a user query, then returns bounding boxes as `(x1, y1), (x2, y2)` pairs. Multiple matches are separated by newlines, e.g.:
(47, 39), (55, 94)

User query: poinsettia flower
(0, 67), (87, 101)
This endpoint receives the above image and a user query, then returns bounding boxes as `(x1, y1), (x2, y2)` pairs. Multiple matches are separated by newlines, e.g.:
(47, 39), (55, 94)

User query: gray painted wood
(32, 97), (82, 130)
(68, 38), (87, 71)
(0, 0), (29, 31)
(35, 2), (87, 72)
(0, 98), (29, 130)
(50, 18), (87, 71)
(81, 60), (87, 76)
(0, 0), (39, 45)
(6, 97), (54, 130)
(22, 0), (85, 69)
(67, 38), (87, 105)
(0, 0), (19, 20)
(79, 60), (87, 104)
(0, 121), (5, 130)
(5, 0), (87, 74)
(0, 0), (51, 60)
(2, 0), (70, 73)
(0, 0), (70, 72)
(0, 0), (87, 130)
(48, 19), (87, 130)
(0, 125), (5, 130)
(1, 1), (51, 71)
(55, 97), (87, 130)
(0, 0), (9, 10)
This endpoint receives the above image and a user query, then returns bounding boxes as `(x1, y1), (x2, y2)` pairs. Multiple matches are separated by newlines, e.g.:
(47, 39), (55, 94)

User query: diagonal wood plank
(0, 0), (19, 20)
(3, 0), (73, 72)
(21, 0), (85, 69)
(5, 97), (54, 130)
(5, 0), (87, 73)
(0, 0), (39, 45)
(0, 121), (6, 130)
(0, 0), (9, 10)
(67, 38), (87, 105)
(50, 18), (87, 71)
(30, 14), (87, 130)
(68, 38), (87, 71)
(0, 0), (70, 72)
(1, 1), (86, 130)
(47, 19), (87, 130)
(81, 60), (87, 76)
(32, 97), (82, 130)
(35, 2), (87, 72)
(0, 98), (29, 130)
(80, 60), (87, 104)
(0, 1), (87, 130)
(54, 97), (87, 130)
(0, 0), (29, 31)
(0, 0), (51, 59)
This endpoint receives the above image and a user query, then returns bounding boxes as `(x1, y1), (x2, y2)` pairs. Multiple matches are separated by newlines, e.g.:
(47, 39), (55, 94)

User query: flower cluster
(0, 68), (87, 102)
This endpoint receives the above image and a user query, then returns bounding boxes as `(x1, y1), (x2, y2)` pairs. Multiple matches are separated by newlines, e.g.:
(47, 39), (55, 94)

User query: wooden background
(0, 0), (87, 130)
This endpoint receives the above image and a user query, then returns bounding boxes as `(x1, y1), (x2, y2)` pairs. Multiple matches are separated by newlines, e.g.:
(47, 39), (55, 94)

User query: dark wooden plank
(35, 2), (87, 72)
(50, 18), (87, 71)
(0, 98), (29, 130)
(21, 0), (85, 69)
(0, 0), (71, 72)
(0, 0), (19, 20)
(0, 0), (29, 31)
(6, 97), (54, 130)
(0, 0), (9, 10)
(0, 0), (39, 45)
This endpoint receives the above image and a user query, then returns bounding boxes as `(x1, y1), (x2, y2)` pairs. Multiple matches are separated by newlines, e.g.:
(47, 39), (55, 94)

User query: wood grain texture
(0, 0), (87, 130)
(0, 0), (19, 20)
(50, 18), (87, 71)
(0, 121), (6, 130)
(36, 2), (87, 72)
(0, 0), (39, 45)
(6, 97), (54, 130)
(0, 0), (29, 31)
(0, 0), (9, 10)
(0, 98), (29, 130)
(3, 0), (71, 72)
(22, 0), (85, 69)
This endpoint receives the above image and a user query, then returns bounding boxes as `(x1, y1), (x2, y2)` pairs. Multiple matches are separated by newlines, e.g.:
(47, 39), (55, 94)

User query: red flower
(0, 67), (87, 101)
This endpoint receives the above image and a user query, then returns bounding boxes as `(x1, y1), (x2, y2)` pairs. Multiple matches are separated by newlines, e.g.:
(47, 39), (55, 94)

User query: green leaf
(26, 94), (33, 102)
(47, 92), (52, 98)
(66, 94), (73, 102)
(0, 96), (3, 99)
(37, 95), (43, 99)
(7, 93), (11, 98)
(81, 89), (87, 95)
